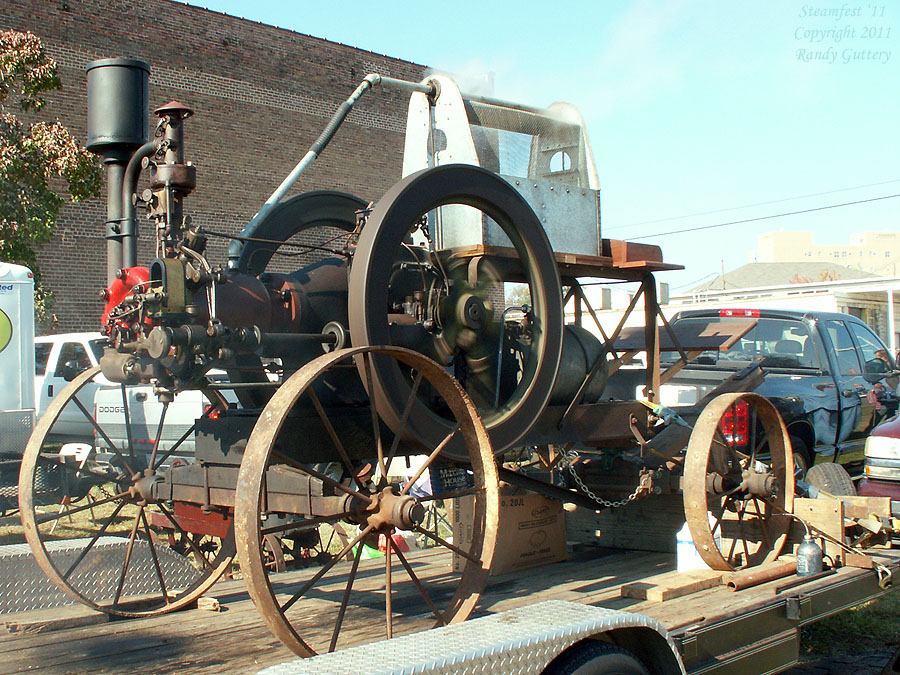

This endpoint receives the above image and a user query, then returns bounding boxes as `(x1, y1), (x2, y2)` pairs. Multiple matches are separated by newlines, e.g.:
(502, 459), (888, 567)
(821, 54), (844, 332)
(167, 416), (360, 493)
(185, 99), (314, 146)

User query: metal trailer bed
(1, 544), (897, 674)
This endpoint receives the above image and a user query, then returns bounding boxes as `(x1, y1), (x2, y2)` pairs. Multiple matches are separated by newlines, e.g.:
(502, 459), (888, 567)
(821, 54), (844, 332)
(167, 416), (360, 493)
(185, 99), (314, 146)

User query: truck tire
(806, 462), (856, 497)
(790, 436), (812, 480)
(544, 641), (650, 675)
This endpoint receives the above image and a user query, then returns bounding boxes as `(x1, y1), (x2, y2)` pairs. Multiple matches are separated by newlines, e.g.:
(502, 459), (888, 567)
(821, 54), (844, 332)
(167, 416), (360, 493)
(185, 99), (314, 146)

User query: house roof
(691, 262), (876, 292)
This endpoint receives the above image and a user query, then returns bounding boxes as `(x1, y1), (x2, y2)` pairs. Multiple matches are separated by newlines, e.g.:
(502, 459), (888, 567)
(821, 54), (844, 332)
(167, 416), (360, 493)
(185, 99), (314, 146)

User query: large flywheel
(348, 164), (564, 457)
(235, 190), (366, 276)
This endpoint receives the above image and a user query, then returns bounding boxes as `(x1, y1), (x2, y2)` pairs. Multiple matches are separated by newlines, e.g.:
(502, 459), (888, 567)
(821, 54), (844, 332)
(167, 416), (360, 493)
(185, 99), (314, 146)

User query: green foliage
(0, 30), (102, 321)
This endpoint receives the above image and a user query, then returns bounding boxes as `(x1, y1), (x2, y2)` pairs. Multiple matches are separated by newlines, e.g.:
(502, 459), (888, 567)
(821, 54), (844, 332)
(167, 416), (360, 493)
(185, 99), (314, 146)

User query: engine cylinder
(548, 324), (609, 405)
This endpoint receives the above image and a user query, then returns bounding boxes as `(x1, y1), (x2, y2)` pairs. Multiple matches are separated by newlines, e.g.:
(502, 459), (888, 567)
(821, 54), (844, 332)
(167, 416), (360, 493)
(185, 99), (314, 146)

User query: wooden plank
(439, 244), (683, 279)
(840, 496), (892, 520)
(621, 569), (724, 602)
(794, 497), (846, 564)
(0, 603), (108, 635)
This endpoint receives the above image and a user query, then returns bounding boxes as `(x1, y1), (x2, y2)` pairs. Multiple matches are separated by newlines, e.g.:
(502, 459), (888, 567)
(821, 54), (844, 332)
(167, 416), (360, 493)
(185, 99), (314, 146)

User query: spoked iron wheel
(234, 345), (499, 657)
(18, 366), (234, 616)
(348, 164), (564, 457)
(683, 392), (794, 571)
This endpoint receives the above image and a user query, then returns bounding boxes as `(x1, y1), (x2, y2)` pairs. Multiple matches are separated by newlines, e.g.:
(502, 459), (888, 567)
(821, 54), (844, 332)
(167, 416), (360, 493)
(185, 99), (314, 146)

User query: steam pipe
(227, 74), (436, 268)
(120, 140), (160, 269)
(103, 155), (126, 284)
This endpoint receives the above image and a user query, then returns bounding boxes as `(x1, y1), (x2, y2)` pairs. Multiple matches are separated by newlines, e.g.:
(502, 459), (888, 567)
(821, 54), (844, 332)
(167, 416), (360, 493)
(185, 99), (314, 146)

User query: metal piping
(227, 74), (436, 268)
(120, 140), (159, 269)
(104, 157), (126, 284)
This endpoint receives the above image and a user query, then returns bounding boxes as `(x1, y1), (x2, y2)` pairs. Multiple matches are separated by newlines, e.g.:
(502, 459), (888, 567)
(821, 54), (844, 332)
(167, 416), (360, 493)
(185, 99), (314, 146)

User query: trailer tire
(805, 462), (856, 497)
(544, 640), (650, 675)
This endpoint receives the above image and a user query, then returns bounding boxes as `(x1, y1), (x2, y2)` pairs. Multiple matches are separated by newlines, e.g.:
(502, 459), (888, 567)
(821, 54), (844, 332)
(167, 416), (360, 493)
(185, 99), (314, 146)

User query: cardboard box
(452, 489), (567, 575)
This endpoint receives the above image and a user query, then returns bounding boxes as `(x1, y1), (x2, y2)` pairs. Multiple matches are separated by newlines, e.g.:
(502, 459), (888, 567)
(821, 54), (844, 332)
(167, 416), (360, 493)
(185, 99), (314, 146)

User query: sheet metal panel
(260, 600), (684, 675)
(0, 537), (200, 613)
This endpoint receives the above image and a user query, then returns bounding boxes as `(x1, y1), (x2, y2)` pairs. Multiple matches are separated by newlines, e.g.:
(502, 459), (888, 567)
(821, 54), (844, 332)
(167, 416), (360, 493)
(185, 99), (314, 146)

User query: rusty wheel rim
(683, 392), (794, 571)
(234, 346), (499, 657)
(18, 366), (234, 616)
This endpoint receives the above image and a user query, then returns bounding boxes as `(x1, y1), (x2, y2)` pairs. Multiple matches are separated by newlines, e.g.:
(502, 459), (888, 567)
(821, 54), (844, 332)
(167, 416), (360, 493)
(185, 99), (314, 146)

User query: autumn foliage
(0, 30), (101, 319)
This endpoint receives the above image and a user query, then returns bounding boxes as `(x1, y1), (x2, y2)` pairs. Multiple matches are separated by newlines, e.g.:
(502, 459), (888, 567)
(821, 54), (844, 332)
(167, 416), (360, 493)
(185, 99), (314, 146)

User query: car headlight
(865, 435), (900, 460)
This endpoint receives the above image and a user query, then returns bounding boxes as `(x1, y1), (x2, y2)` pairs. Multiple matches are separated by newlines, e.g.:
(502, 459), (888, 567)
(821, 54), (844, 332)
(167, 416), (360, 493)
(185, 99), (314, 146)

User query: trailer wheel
(683, 392), (794, 570)
(805, 462), (856, 497)
(544, 641), (650, 675)
(235, 345), (500, 657)
(19, 366), (235, 617)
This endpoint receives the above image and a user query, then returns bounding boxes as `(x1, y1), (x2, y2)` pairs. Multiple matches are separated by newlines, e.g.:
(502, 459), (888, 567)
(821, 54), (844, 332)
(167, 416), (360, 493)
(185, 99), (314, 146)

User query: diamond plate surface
(259, 600), (685, 675)
(0, 410), (32, 457)
(0, 537), (201, 614)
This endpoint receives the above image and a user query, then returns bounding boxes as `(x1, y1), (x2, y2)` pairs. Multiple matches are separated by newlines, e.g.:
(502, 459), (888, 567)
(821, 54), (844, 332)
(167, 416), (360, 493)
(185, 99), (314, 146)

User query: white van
(0, 263), (35, 459)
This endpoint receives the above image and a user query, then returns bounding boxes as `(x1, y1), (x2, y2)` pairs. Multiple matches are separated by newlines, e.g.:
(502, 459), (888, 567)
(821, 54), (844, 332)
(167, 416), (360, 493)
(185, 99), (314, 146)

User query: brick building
(2, 0), (426, 332)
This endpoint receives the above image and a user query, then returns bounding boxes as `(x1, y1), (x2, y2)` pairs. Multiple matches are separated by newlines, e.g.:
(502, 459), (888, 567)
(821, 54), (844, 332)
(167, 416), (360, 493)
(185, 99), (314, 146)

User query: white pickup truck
(33, 331), (239, 468)
(34, 332), (109, 443)
(92, 373), (238, 468)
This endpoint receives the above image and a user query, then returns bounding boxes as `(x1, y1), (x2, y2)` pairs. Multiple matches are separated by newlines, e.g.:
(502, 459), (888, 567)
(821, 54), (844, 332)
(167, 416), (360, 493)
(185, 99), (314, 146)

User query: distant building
(752, 230), (900, 276)
(691, 262), (875, 292)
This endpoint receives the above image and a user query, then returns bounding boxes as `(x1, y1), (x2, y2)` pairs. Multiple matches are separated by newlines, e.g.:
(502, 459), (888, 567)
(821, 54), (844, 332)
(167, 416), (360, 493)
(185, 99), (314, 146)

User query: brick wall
(2, 0), (426, 332)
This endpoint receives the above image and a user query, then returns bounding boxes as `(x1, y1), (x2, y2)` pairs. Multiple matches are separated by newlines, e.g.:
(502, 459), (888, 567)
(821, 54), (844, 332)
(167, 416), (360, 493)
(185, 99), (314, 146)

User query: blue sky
(184, 0), (899, 290)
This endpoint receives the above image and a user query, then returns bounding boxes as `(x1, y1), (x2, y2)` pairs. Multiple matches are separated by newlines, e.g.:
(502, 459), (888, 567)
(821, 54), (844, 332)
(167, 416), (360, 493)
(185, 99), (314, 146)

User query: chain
(562, 451), (645, 508)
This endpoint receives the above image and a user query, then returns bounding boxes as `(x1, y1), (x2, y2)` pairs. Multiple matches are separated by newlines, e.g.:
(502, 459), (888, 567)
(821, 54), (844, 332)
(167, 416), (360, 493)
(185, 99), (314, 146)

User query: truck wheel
(805, 462), (856, 497)
(544, 641), (649, 675)
(790, 436), (812, 480)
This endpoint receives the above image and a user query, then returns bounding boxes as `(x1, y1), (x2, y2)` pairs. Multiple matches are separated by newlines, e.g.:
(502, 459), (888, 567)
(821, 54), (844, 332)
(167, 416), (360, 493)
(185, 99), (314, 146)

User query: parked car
(653, 309), (899, 475)
(857, 413), (900, 505)
(34, 332), (109, 443)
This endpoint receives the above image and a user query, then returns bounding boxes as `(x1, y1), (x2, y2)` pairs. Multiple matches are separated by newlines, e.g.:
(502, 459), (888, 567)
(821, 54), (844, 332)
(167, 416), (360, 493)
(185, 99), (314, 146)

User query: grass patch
(801, 589), (900, 657)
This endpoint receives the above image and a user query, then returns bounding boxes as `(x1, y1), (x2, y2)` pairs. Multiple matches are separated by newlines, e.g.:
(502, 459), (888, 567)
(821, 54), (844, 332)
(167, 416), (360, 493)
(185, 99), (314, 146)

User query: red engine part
(101, 266), (150, 335)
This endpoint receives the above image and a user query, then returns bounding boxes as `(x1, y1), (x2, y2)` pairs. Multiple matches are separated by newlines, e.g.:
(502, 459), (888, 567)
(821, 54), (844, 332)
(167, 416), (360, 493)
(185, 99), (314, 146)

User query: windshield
(88, 339), (108, 363)
(662, 317), (820, 370)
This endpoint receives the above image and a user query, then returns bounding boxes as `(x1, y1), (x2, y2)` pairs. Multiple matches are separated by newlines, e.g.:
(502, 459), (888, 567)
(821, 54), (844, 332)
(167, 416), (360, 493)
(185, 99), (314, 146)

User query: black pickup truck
(657, 308), (899, 475)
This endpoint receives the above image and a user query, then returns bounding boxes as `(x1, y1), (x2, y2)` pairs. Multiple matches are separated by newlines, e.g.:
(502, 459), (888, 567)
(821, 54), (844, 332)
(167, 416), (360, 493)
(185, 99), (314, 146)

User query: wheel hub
(741, 469), (778, 499)
(364, 487), (425, 531)
(457, 293), (486, 331)
(128, 468), (163, 504)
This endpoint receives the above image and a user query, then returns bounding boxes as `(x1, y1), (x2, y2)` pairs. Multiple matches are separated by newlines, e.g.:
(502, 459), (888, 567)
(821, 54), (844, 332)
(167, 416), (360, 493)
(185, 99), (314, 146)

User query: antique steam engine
(18, 59), (794, 657)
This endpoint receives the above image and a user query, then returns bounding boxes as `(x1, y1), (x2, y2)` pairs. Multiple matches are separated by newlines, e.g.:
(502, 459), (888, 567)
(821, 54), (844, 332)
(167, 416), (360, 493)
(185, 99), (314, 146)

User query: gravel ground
(784, 651), (896, 674)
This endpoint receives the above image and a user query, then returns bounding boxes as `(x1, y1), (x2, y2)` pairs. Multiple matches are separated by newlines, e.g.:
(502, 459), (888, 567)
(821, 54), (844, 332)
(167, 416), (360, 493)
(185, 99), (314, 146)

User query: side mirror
(62, 360), (81, 382)
(865, 357), (890, 376)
